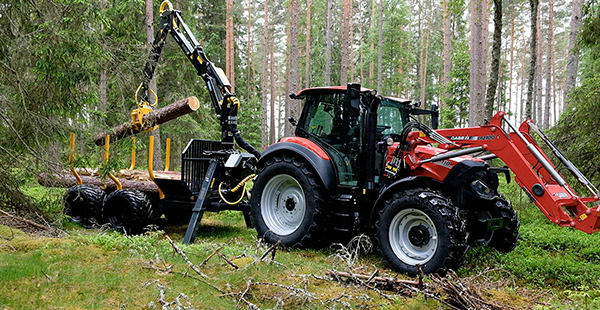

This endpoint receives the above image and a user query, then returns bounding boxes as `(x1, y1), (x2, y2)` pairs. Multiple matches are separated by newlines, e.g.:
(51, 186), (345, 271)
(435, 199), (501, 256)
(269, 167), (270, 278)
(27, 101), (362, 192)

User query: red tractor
(250, 84), (600, 275)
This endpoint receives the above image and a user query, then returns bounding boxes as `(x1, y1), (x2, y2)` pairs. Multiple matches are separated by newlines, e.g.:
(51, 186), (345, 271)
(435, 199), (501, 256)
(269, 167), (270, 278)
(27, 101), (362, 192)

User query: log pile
(93, 96), (200, 146)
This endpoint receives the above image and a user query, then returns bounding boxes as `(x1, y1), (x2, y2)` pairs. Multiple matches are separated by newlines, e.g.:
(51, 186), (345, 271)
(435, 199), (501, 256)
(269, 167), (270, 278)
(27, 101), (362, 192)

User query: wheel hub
(285, 197), (296, 211)
(408, 224), (430, 247)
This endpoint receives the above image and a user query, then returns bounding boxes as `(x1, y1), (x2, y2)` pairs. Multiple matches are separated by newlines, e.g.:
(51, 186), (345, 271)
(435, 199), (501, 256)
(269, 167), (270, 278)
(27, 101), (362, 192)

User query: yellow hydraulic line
(148, 136), (165, 199)
(129, 137), (136, 170)
(104, 135), (123, 190)
(68, 132), (83, 185)
(164, 138), (171, 171)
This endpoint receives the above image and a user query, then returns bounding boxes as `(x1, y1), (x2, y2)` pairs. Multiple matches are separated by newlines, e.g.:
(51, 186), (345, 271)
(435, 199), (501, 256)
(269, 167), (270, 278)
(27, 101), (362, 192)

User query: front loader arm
(404, 111), (600, 234)
(138, 1), (260, 158)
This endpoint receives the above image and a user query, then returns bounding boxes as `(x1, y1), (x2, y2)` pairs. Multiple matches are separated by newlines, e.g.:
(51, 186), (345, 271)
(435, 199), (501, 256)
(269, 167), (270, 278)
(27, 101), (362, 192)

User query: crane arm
(138, 1), (260, 158)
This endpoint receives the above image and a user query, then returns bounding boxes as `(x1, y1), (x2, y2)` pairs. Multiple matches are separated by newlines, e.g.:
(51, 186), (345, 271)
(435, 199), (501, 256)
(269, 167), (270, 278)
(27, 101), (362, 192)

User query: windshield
(377, 98), (409, 136)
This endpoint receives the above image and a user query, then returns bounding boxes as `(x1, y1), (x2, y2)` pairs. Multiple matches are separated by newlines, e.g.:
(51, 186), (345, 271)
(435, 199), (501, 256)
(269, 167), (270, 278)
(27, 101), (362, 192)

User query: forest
(2, 0), (600, 308)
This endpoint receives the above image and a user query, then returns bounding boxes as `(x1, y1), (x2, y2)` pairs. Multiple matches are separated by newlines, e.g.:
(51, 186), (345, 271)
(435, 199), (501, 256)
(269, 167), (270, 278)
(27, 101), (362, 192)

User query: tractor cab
(292, 86), (438, 187)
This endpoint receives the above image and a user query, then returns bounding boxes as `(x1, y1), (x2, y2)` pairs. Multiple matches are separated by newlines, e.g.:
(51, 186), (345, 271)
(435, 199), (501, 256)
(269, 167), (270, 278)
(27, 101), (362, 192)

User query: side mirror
(431, 104), (439, 129)
(346, 83), (361, 111)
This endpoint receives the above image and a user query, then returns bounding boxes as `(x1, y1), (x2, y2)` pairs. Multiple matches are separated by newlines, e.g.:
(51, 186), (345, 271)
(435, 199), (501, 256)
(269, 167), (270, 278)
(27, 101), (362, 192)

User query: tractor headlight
(470, 180), (496, 199)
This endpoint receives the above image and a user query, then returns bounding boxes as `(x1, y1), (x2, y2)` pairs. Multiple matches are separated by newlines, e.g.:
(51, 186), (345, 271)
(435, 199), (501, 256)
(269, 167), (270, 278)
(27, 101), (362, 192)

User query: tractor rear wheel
(488, 197), (520, 253)
(103, 189), (153, 235)
(63, 185), (105, 227)
(376, 188), (468, 276)
(251, 156), (326, 247)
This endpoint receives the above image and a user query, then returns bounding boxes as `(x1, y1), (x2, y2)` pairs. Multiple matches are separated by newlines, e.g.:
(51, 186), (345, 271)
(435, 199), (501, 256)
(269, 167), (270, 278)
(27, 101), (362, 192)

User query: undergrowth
(2, 180), (600, 309)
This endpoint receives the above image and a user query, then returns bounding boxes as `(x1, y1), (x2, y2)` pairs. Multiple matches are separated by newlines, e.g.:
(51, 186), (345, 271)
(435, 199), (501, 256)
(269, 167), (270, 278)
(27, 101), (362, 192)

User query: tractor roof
(294, 86), (372, 97)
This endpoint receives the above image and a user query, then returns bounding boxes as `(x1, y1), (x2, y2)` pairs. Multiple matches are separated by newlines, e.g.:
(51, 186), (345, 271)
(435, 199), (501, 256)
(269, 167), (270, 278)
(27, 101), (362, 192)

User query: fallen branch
(0, 209), (53, 231)
(165, 235), (208, 278)
(260, 240), (280, 261)
(219, 252), (239, 269)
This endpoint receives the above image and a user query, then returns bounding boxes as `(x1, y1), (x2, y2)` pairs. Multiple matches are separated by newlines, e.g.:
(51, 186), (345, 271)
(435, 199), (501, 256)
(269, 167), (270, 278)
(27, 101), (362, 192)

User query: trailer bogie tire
(251, 156), (326, 247)
(103, 189), (153, 235)
(488, 197), (520, 253)
(376, 189), (468, 276)
(63, 185), (105, 227)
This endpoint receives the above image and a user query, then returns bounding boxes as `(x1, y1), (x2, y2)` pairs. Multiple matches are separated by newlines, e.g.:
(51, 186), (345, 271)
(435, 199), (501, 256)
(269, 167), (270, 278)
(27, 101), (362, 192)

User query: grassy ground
(1, 182), (600, 309)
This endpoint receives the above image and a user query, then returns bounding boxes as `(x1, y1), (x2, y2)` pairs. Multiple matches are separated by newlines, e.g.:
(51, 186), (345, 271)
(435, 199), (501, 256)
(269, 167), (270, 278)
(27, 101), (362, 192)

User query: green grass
(3, 181), (600, 309)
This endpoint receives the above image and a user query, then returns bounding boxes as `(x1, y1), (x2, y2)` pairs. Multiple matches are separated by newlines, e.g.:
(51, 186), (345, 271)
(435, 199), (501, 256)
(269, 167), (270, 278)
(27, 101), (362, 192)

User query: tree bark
(441, 0), (452, 111)
(565, 0), (583, 104)
(485, 0), (502, 123)
(304, 0), (312, 88)
(325, 0), (333, 85)
(94, 97), (200, 146)
(544, 0), (555, 128)
(226, 0), (235, 91)
(525, 0), (538, 120)
(285, 0), (300, 136)
(469, 0), (489, 126)
(37, 173), (160, 193)
(341, 0), (353, 86)
(146, 0), (161, 170)
(377, 0), (384, 91)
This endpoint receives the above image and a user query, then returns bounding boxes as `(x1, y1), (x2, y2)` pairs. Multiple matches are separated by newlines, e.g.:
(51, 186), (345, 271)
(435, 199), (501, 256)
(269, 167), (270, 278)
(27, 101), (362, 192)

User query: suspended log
(37, 173), (160, 193)
(93, 96), (200, 146)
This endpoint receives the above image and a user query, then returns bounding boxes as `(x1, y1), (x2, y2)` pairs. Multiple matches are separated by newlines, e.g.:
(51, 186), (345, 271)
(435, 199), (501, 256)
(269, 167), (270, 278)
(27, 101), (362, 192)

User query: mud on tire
(103, 189), (153, 235)
(376, 188), (468, 276)
(63, 184), (106, 227)
(250, 156), (327, 248)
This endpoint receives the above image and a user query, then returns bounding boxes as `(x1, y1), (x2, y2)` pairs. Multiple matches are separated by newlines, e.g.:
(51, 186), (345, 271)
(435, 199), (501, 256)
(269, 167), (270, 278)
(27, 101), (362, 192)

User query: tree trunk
(469, 0), (489, 126)
(377, 0), (384, 91)
(485, 0), (502, 123)
(146, 0), (161, 170)
(508, 10), (515, 123)
(262, 0), (272, 145)
(340, 0), (353, 85)
(94, 97), (200, 146)
(565, 0), (583, 103)
(304, 0), (312, 88)
(325, 0), (333, 85)
(525, 0), (538, 120)
(285, 0), (300, 136)
(226, 0), (235, 91)
(544, 0), (554, 128)
(535, 8), (543, 123)
(441, 0), (452, 111)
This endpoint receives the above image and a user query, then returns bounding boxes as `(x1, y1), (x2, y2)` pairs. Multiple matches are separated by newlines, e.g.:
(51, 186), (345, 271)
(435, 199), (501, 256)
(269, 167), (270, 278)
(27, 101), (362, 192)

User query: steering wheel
(376, 125), (392, 135)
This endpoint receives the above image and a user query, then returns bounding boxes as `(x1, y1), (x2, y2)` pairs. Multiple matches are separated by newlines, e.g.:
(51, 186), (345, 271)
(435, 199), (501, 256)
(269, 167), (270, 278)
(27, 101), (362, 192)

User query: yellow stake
(148, 136), (165, 199)
(68, 132), (83, 185)
(164, 138), (171, 171)
(104, 135), (123, 190)
(129, 137), (136, 170)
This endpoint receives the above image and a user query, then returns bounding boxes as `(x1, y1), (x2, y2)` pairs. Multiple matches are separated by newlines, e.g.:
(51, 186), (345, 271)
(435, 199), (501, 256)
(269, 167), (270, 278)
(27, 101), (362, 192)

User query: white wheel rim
(261, 174), (306, 236)
(389, 208), (438, 265)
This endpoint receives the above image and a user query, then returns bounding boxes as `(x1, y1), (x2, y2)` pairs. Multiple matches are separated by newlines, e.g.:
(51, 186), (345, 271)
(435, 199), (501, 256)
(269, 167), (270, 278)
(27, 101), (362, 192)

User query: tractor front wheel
(103, 189), (153, 235)
(251, 156), (326, 247)
(63, 185), (105, 227)
(376, 188), (468, 276)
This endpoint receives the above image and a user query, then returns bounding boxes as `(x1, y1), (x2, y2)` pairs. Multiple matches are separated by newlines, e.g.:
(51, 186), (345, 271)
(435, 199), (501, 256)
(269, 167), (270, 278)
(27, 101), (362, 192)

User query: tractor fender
(258, 139), (337, 193)
(441, 160), (498, 197)
(368, 176), (442, 233)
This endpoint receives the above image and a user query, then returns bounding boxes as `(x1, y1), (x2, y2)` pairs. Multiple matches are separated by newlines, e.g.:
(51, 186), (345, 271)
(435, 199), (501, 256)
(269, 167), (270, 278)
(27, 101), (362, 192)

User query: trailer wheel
(103, 189), (153, 235)
(63, 185), (105, 226)
(488, 197), (520, 253)
(251, 156), (326, 247)
(376, 188), (468, 276)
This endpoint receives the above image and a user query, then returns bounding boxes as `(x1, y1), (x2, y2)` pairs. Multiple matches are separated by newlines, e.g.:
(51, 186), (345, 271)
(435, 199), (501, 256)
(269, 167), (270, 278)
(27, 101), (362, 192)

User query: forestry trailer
(62, 1), (600, 276)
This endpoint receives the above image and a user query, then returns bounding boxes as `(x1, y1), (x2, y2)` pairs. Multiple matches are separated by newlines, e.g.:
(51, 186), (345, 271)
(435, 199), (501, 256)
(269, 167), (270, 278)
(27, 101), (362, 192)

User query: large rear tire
(376, 188), (468, 276)
(251, 156), (326, 247)
(63, 185), (105, 227)
(488, 197), (520, 253)
(103, 189), (153, 235)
